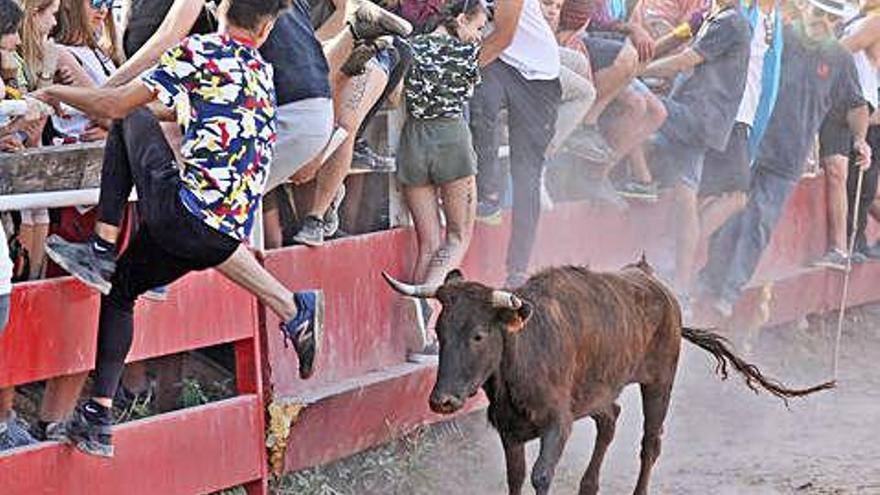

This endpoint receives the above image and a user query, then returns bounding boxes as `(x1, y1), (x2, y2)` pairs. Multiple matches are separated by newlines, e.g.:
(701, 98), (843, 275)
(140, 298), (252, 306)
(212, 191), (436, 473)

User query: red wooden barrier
(2, 174), (878, 488)
(0, 270), (268, 494)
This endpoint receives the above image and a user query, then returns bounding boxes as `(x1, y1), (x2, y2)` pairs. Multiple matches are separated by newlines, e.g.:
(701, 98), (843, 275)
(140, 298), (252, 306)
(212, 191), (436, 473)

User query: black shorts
(819, 115), (852, 159)
(700, 122), (751, 197)
(582, 36), (626, 72)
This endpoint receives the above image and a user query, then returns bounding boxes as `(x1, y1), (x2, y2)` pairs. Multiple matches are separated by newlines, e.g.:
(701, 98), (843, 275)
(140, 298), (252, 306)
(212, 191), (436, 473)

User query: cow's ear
(500, 301), (533, 334)
(445, 269), (465, 284)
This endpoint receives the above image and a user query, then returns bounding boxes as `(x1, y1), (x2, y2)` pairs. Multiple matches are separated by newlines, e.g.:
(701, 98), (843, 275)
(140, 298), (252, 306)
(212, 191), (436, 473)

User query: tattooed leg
(422, 175), (477, 286)
(403, 184), (443, 283)
(309, 60), (388, 218)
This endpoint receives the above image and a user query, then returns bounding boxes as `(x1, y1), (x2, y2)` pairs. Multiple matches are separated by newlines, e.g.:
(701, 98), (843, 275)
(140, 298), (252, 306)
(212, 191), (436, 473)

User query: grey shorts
(819, 115), (852, 159)
(582, 36), (626, 71)
(701, 122), (751, 196)
(396, 116), (477, 187)
(265, 97), (335, 193)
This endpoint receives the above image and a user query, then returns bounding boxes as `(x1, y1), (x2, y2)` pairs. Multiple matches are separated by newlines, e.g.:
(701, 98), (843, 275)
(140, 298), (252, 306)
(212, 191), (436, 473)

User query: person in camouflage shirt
(404, 27), (481, 119)
(395, 0), (489, 357)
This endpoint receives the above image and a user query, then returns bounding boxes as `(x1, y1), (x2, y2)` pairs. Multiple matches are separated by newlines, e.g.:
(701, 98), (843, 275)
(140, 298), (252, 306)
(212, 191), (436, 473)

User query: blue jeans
(698, 165), (797, 302)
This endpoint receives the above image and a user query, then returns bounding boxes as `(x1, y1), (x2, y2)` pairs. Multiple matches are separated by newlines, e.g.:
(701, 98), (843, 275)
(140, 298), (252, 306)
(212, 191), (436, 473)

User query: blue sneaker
(279, 291), (324, 379)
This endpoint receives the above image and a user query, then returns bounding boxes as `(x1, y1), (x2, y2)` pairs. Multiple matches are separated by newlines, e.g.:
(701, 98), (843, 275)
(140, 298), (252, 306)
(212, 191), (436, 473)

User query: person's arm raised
(840, 15), (880, 53)
(104, 0), (204, 87)
(480, 0), (525, 67)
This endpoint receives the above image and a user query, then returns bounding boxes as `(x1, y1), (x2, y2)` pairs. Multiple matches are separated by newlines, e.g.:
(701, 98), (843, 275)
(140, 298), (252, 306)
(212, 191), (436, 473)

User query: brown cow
(383, 259), (833, 495)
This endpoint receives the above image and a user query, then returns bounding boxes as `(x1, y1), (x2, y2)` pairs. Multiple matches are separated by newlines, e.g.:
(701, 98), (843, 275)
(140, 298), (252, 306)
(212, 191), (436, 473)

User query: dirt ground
(281, 305), (880, 495)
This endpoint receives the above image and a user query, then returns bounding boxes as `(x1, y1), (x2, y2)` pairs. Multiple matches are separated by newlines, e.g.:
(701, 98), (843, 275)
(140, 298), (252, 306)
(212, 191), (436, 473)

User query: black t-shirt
(124, 0), (331, 104)
(260, 0), (332, 104)
(668, 7), (751, 151)
(757, 26), (866, 180)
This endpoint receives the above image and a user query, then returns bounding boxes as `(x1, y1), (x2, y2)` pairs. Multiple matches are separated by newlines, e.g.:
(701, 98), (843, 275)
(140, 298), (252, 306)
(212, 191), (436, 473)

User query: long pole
(831, 166), (865, 379)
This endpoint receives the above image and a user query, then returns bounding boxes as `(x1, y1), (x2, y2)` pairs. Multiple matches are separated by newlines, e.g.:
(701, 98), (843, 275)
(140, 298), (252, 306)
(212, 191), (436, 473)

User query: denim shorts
(0, 293), (10, 336)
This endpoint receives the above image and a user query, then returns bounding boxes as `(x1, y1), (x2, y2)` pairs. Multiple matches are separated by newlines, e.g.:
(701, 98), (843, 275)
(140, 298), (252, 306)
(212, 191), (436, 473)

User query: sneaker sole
(810, 261), (849, 272)
(302, 290), (325, 380)
(617, 191), (659, 202)
(74, 438), (114, 458)
(292, 235), (325, 248)
(142, 289), (169, 302)
(44, 240), (112, 295)
(476, 213), (503, 226)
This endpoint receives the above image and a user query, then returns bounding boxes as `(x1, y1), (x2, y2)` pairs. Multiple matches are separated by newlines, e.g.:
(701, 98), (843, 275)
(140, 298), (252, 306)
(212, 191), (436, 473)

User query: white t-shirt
(51, 45), (117, 139)
(845, 16), (879, 110)
(735, 10), (772, 126)
(499, 0), (561, 80)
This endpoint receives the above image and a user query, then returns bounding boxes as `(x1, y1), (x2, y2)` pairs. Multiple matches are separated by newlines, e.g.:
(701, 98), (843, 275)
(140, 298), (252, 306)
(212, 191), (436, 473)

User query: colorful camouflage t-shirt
(141, 33), (277, 241)
(405, 32), (481, 120)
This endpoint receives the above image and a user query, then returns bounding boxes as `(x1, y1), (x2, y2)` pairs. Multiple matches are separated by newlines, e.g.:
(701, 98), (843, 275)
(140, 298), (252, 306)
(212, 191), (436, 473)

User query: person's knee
(644, 93), (668, 129)
(825, 157), (848, 185)
(616, 88), (648, 118)
(613, 43), (640, 79)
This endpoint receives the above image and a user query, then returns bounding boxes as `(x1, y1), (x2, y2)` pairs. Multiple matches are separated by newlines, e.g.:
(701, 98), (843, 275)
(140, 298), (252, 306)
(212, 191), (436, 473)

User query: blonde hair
(53, 0), (122, 65)
(19, 0), (57, 90)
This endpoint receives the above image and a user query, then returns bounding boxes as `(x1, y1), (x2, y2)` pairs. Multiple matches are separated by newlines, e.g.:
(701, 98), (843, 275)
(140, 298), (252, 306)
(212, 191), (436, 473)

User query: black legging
(92, 110), (238, 398)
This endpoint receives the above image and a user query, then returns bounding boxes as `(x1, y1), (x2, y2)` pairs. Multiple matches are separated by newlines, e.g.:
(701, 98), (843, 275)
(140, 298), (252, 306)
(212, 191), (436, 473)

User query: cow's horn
(491, 290), (522, 309)
(382, 272), (439, 298)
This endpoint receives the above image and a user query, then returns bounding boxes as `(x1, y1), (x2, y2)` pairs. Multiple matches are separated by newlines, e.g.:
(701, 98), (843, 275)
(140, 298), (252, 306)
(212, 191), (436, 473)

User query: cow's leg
(633, 382), (673, 495)
(502, 436), (527, 495)
(578, 402), (621, 495)
(532, 414), (573, 495)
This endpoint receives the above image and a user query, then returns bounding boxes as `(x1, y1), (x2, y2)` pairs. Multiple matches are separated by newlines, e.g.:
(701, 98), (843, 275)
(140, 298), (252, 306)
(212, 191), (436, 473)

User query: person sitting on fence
(695, 0), (872, 320)
(394, 0), (488, 356)
(554, 0), (667, 205)
(32, 0), (325, 458)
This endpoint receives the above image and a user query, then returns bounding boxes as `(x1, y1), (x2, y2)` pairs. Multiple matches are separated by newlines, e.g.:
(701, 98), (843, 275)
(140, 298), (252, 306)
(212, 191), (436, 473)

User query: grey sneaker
(616, 181), (659, 201)
(476, 199), (503, 226)
(564, 124), (617, 164)
(810, 249), (849, 272)
(45, 234), (115, 295)
(323, 184), (347, 238)
(352, 138), (395, 172)
(0, 412), (38, 451)
(348, 0), (413, 40)
(292, 216), (326, 247)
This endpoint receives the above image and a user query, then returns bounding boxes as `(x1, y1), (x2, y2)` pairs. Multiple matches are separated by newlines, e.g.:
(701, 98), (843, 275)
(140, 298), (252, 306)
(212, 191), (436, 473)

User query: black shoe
(45, 234), (115, 295)
(351, 137), (378, 169)
(31, 420), (68, 442)
(292, 215), (326, 247)
(352, 138), (395, 172)
(347, 0), (413, 41)
(65, 401), (114, 458)
(342, 38), (382, 76)
(279, 291), (325, 379)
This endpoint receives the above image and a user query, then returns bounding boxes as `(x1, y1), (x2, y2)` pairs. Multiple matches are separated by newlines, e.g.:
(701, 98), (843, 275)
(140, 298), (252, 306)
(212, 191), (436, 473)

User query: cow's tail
(682, 327), (835, 404)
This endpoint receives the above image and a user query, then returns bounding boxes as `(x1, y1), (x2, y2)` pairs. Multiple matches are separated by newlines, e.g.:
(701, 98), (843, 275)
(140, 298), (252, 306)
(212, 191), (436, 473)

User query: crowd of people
(0, 0), (877, 463)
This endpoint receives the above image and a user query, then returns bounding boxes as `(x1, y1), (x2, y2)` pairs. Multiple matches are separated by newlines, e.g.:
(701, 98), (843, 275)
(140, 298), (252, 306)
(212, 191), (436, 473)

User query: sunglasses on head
(90, 0), (113, 10)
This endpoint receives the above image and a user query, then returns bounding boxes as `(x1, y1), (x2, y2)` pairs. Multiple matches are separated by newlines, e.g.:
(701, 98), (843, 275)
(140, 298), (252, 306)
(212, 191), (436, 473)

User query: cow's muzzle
(429, 392), (465, 414)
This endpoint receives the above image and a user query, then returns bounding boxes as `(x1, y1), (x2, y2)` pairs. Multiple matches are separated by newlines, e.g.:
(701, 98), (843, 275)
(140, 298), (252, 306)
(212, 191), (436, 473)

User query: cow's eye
(472, 333), (485, 343)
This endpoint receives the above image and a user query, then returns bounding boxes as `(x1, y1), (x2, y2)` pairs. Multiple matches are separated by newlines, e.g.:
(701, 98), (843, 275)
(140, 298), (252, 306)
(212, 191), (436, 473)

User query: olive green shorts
(395, 116), (478, 187)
